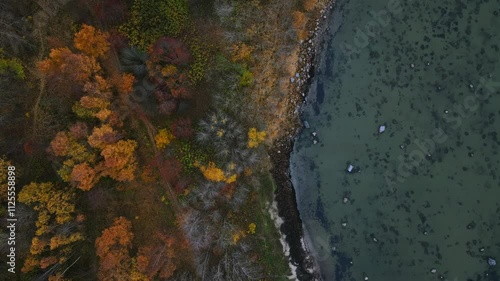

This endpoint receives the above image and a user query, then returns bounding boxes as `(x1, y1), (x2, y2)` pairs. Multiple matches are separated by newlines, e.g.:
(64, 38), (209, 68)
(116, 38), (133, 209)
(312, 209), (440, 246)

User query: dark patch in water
(317, 81), (325, 104)
(333, 251), (353, 281)
(316, 197), (329, 229)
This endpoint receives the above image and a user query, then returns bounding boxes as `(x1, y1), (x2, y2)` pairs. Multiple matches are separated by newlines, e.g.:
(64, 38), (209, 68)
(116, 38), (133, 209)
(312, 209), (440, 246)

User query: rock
(488, 258), (496, 266)
(469, 83), (474, 89)
(378, 125), (386, 133)
(342, 197), (348, 204)
(291, 77), (295, 83)
(410, 63), (415, 68)
(346, 164), (354, 173)
(430, 268), (437, 274)
(312, 131), (317, 137)
(313, 140), (318, 145)
(304, 120), (310, 128)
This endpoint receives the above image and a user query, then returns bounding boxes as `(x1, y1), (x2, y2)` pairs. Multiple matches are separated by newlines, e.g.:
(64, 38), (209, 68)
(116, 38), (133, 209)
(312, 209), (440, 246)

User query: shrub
(119, 0), (189, 50)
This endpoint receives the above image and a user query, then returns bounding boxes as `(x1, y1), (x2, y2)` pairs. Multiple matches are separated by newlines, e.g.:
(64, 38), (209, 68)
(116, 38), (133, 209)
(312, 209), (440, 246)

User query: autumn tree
(19, 182), (75, 235)
(95, 217), (134, 281)
(18, 182), (84, 273)
(74, 24), (110, 59)
(303, 0), (317, 11)
(231, 43), (254, 63)
(155, 128), (175, 149)
(38, 47), (101, 85)
(100, 140), (138, 181)
(247, 128), (266, 148)
(70, 162), (98, 191)
(136, 233), (179, 279)
(171, 117), (194, 139)
(149, 37), (191, 66)
(88, 125), (121, 149)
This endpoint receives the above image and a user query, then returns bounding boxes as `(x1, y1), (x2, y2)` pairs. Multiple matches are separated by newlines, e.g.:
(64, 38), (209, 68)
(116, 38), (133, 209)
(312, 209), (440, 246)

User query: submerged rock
(304, 120), (310, 128)
(488, 258), (496, 266)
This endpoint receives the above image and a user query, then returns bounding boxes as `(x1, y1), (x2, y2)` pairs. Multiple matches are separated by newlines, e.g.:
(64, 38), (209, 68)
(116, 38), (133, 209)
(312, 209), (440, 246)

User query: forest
(0, 0), (324, 280)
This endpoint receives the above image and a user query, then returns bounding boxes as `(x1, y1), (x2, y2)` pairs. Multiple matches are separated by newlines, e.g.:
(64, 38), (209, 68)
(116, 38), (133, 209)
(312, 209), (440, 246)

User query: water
(291, 0), (500, 280)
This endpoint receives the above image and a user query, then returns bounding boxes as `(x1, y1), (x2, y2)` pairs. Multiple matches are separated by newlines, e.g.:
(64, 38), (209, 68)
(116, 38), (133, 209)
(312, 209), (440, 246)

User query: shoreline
(269, 2), (334, 280)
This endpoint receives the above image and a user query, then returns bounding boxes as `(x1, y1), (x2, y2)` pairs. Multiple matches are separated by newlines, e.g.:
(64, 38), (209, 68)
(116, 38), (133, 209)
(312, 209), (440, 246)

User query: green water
(291, 0), (500, 280)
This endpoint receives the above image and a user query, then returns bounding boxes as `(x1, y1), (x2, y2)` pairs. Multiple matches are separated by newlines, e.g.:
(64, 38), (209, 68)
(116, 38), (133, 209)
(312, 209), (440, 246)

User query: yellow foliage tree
(74, 24), (110, 58)
(247, 128), (266, 148)
(199, 162), (226, 182)
(247, 223), (256, 234)
(155, 128), (175, 149)
(19, 182), (75, 234)
(50, 233), (84, 250)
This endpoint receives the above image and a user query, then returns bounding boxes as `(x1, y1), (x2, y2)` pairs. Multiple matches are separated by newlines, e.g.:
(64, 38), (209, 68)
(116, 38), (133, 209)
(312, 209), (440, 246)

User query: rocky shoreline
(269, 2), (334, 281)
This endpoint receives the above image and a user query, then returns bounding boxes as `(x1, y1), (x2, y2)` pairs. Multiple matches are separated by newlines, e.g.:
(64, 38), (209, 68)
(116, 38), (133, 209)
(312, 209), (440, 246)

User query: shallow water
(291, 0), (500, 280)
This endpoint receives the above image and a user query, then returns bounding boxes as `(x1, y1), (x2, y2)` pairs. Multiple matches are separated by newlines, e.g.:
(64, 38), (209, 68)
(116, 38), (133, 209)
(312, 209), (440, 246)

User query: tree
(100, 140), (138, 181)
(171, 117), (194, 139)
(87, 125), (120, 149)
(74, 24), (110, 59)
(18, 182), (75, 235)
(38, 47), (101, 84)
(247, 128), (266, 148)
(0, 49), (25, 79)
(303, 0), (317, 11)
(231, 43), (254, 63)
(70, 162), (98, 191)
(155, 128), (175, 149)
(149, 37), (191, 66)
(119, 0), (189, 50)
(199, 162), (226, 182)
(48, 131), (71, 157)
(95, 217), (134, 281)
(69, 122), (89, 140)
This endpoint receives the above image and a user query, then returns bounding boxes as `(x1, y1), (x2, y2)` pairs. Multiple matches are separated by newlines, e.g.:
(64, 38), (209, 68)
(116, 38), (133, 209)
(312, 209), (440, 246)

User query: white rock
(378, 125), (386, 133)
(430, 268), (437, 274)
(347, 164), (354, 173)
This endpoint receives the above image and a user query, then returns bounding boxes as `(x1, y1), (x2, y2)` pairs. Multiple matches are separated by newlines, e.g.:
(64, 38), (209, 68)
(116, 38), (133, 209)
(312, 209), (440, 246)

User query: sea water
(291, 0), (500, 280)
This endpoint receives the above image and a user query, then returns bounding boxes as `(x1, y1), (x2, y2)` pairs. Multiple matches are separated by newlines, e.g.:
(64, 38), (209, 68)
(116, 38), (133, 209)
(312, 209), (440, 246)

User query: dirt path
(130, 104), (182, 213)
(30, 25), (46, 139)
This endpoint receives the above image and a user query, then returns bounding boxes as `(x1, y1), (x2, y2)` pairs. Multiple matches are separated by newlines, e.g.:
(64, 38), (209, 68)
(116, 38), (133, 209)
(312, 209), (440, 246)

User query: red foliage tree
(170, 118), (194, 139)
(149, 37), (191, 66)
(156, 157), (181, 185)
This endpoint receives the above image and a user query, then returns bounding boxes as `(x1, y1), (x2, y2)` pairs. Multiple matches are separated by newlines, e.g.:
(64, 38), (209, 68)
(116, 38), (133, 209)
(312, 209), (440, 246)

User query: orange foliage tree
(38, 47), (101, 84)
(95, 217), (134, 281)
(74, 24), (110, 58)
(136, 233), (178, 279)
(100, 140), (138, 181)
